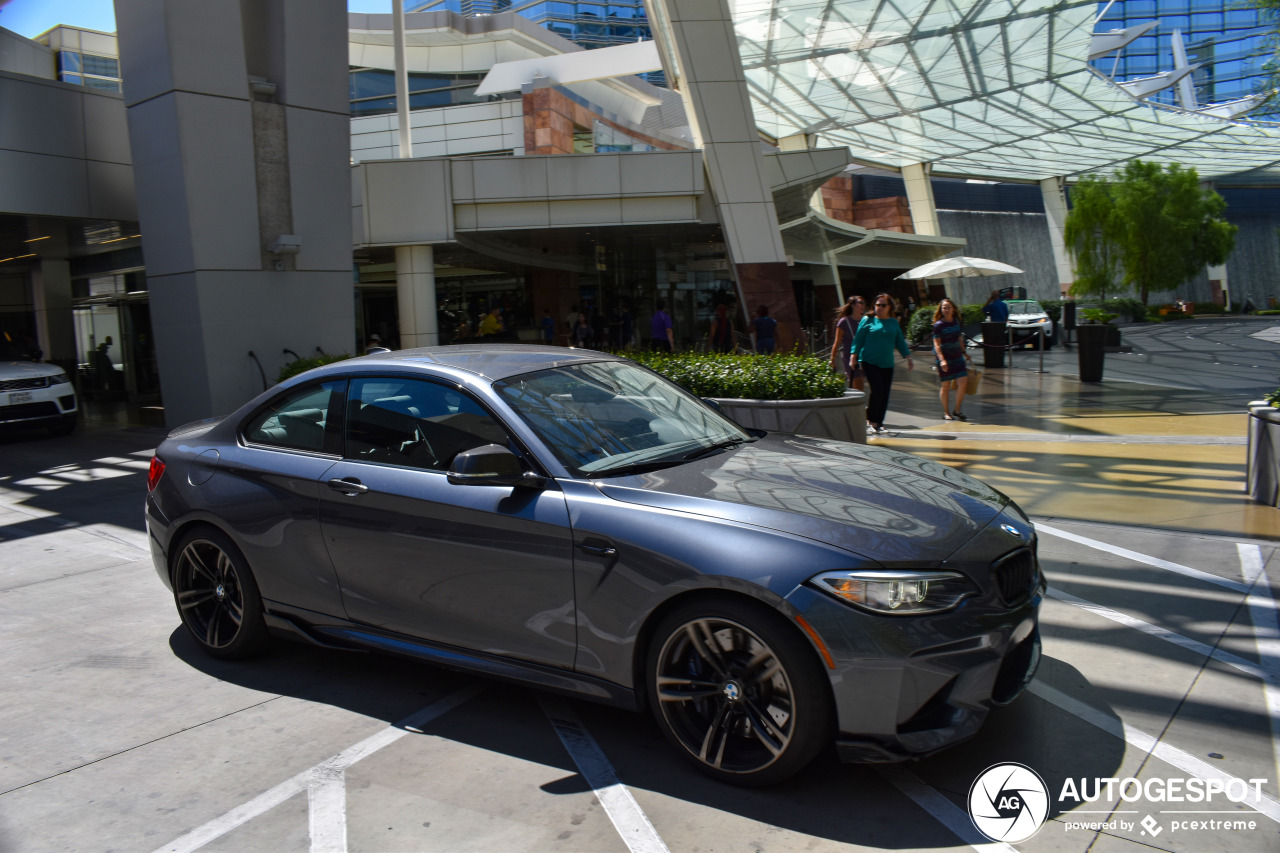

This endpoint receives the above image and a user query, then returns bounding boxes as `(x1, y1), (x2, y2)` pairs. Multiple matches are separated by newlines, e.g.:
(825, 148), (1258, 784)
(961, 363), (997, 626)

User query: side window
(243, 381), (344, 453)
(345, 377), (510, 471)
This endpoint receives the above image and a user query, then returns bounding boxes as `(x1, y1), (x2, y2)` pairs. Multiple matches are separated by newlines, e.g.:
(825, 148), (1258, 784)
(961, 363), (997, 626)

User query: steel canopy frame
(727, 0), (1280, 183)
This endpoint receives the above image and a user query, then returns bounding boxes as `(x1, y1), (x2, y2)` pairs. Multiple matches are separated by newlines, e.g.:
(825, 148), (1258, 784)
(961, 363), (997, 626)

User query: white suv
(1006, 299), (1055, 348)
(0, 336), (78, 435)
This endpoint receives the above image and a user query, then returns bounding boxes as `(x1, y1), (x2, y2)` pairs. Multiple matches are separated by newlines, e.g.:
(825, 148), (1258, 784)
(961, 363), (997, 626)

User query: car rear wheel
(171, 527), (269, 659)
(646, 598), (832, 786)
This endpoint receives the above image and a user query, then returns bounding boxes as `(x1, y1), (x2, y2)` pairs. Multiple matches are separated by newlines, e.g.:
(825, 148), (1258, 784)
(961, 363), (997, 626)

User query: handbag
(966, 368), (982, 394)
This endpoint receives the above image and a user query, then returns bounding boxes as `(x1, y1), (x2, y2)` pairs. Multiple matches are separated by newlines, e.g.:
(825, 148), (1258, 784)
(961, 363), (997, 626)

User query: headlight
(812, 570), (975, 615)
(49, 372), (70, 385)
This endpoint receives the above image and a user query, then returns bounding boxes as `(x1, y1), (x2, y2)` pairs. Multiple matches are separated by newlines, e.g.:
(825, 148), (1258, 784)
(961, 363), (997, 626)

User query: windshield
(494, 360), (750, 478)
(0, 331), (38, 361)
(1006, 300), (1045, 315)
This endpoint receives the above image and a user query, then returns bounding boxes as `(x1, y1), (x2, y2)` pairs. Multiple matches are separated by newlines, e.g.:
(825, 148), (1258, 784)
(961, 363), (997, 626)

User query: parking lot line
(151, 684), (482, 853)
(1036, 522), (1253, 595)
(877, 764), (1019, 853)
(1045, 586), (1279, 684)
(1029, 682), (1280, 825)
(539, 695), (670, 853)
(1239, 544), (1280, 789)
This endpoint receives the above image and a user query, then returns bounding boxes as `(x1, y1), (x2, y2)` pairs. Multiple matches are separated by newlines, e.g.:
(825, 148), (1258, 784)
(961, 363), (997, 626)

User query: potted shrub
(626, 351), (868, 443)
(1247, 390), (1280, 506)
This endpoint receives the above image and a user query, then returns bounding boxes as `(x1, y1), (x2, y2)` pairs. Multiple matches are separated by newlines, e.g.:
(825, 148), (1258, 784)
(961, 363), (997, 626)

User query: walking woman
(932, 297), (968, 421)
(852, 293), (913, 435)
(829, 296), (865, 390)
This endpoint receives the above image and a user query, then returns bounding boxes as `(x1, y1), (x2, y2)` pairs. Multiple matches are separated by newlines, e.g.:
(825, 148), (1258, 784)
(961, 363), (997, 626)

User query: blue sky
(0, 1), (394, 39)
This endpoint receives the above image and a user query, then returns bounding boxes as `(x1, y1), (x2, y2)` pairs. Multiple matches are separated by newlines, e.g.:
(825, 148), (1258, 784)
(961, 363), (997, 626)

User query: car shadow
(169, 627), (1124, 848)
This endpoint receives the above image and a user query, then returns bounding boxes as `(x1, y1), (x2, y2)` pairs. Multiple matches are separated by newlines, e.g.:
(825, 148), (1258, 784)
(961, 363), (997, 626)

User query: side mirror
(447, 444), (547, 489)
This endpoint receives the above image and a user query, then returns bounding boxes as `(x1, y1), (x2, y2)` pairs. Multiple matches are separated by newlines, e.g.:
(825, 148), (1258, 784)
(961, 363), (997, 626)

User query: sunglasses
(874, 302), (889, 307)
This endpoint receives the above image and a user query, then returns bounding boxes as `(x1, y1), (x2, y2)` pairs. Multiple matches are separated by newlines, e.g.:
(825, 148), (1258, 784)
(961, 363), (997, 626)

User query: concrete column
(1208, 263), (1229, 309)
(31, 259), (74, 367)
(902, 163), (940, 237)
(1201, 182), (1228, 308)
(116, 0), (354, 425)
(393, 0), (412, 158)
(396, 245), (438, 348)
(1041, 176), (1075, 295)
(648, 0), (801, 353)
(903, 163), (953, 299)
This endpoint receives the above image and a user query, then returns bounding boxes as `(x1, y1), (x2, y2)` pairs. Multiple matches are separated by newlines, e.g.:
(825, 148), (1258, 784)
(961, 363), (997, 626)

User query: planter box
(1077, 324), (1107, 382)
(1247, 402), (1280, 506)
(712, 390), (868, 444)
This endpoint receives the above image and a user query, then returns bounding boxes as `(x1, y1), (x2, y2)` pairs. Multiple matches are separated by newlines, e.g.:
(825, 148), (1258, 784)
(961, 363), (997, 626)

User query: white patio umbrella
(896, 256), (1024, 279)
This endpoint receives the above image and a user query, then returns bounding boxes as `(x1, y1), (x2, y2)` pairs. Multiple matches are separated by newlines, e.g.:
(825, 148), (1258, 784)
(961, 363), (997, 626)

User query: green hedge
(907, 303), (984, 342)
(625, 351), (846, 400)
(277, 352), (353, 383)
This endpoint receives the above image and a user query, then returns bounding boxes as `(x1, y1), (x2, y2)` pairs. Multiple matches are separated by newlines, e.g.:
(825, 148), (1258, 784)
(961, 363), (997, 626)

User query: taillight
(148, 456), (166, 492)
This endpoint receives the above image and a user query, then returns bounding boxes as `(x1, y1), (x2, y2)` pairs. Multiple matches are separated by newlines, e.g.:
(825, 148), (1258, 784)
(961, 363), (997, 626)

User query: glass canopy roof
(730, 0), (1280, 183)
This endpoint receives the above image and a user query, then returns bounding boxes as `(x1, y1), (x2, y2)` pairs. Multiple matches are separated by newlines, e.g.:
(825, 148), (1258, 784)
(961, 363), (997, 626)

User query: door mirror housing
(447, 444), (547, 489)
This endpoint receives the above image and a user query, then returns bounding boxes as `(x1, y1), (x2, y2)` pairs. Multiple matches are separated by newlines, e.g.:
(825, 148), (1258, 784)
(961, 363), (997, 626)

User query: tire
(171, 527), (269, 659)
(646, 598), (833, 786)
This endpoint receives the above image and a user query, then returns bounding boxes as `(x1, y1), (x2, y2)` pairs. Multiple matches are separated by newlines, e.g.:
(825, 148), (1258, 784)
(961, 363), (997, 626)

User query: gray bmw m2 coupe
(145, 345), (1041, 786)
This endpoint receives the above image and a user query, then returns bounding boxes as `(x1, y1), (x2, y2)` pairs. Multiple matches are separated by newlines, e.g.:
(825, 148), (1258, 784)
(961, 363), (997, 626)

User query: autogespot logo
(969, 763), (1051, 843)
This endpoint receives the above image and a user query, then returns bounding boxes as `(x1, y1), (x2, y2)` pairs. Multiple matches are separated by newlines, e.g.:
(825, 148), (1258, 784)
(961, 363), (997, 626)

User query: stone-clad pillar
(116, 0), (354, 424)
(648, 0), (801, 352)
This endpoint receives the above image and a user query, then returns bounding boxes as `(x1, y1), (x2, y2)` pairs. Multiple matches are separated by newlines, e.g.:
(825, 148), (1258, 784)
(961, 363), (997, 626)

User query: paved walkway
(875, 319), (1280, 542)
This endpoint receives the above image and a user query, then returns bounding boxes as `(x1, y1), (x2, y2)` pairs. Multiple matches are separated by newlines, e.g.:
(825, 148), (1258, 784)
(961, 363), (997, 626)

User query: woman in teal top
(851, 293), (914, 434)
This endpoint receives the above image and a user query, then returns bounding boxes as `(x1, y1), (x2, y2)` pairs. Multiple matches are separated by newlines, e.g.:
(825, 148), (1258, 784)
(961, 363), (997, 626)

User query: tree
(1063, 175), (1123, 301)
(1064, 160), (1238, 305)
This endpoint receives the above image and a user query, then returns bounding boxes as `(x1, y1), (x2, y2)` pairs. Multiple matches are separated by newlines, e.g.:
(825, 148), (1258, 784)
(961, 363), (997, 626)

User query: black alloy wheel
(647, 599), (832, 786)
(171, 528), (268, 659)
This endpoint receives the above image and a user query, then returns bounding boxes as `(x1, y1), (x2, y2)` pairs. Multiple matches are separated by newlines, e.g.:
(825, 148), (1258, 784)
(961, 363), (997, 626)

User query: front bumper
(0, 384), (77, 426)
(788, 583), (1041, 762)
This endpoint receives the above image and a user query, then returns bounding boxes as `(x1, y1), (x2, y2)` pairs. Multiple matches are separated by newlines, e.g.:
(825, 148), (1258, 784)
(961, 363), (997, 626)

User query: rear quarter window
(242, 381), (345, 453)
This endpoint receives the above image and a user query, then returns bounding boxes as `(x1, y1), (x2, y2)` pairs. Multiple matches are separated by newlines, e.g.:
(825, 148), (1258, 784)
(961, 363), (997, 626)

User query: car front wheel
(646, 598), (833, 786)
(171, 527), (269, 659)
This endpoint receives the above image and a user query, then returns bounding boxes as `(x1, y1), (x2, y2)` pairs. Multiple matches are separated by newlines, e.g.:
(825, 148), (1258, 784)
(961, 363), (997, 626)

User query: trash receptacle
(981, 322), (1007, 368)
(1247, 403), (1280, 506)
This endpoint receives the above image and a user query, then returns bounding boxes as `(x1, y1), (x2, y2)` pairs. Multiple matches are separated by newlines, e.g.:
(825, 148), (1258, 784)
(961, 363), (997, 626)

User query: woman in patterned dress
(932, 298), (968, 421)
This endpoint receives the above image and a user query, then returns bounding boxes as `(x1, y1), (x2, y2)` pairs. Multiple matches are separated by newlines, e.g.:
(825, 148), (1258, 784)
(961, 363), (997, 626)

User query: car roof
(336, 344), (625, 382)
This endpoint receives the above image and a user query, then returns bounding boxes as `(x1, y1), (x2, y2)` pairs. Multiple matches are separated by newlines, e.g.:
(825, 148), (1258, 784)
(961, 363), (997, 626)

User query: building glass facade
(349, 68), (500, 116)
(1091, 0), (1275, 119)
(55, 49), (122, 92)
(408, 0), (661, 82)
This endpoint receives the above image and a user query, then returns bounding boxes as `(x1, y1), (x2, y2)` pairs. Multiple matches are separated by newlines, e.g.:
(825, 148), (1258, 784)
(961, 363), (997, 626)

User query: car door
(318, 375), (577, 668)
(218, 378), (348, 617)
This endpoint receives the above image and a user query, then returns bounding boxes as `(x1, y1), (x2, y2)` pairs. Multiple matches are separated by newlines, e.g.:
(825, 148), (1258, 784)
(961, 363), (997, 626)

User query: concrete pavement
(1, 320), (1278, 852)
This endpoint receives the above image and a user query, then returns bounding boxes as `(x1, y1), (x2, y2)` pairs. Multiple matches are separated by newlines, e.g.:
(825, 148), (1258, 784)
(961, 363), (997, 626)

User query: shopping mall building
(1, 1), (1278, 425)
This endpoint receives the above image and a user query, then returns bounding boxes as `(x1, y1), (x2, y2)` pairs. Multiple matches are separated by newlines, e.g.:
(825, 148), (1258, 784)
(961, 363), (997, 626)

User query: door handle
(327, 477), (368, 496)
(576, 540), (617, 557)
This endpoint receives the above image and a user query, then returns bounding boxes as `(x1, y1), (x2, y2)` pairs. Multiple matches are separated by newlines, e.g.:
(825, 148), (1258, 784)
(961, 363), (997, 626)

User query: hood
(595, 434), (1008, 565)
(0, 360), (65, 380)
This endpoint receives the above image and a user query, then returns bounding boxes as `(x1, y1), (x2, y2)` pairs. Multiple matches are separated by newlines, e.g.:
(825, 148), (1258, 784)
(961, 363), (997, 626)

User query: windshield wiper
(682, 438), (751, 461)
(585, 458), (687, 479)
